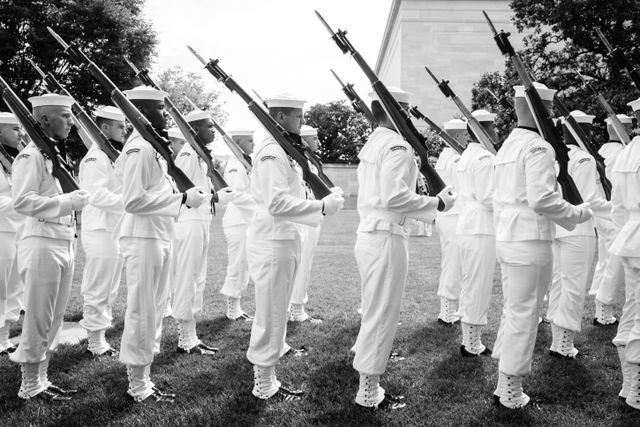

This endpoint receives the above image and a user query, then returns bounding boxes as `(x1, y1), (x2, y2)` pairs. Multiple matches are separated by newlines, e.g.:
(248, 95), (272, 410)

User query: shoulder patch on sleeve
(16, 153), (30, 160)
(453, 158), (460, 163)
(260, 155), (277, 162)
(84, 157), (97, 163)
(529, 146), (548, 155)
(390, 145), (408, 152)
(577, 157), (591, 164)
(228, 168), (238, 174)
(126, 148), (140, 155)
(179, 151), (191, 157)
(478, 155), (492, 162)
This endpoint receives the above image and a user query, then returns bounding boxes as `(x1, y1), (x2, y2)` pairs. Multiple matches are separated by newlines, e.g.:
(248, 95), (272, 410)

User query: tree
(304, 100), (371, 164)
(153, 66), (227, 125)
(0, 0), (158, 160)
(472, 0), (640, 146)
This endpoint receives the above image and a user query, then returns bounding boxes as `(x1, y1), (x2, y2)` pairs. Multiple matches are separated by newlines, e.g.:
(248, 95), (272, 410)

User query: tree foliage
(0, 0), (158, 160)
(472, 0), (640, 145)
(154, 66), (227, 125)
(304, 100), (371, 164)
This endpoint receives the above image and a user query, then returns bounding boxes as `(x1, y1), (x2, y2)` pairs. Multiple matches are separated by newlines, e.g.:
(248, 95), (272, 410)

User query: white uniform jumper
(353, 127), (439, 406)
(220, 157), (256, 318)
(113, 132), (183, 401)
(246, 137), (323, 399)
(591, 141), (625, 322)
(455, 142), (496, 354)
(492, 128), (584, 407)
(78, 143), (124, 354)
(434, 147), (462, 322)
(172, 143), (212, 349)
(547, 145), (604, 356)
(610, 136), (640, 408)
(10, 143), (77, 398)
(0, 163), (23, 352)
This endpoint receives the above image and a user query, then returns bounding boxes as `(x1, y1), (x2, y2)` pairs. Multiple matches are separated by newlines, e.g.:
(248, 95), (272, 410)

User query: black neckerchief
(608, 140), (623, 144)
(2, 144), (18, 157)
(109, 139), (123, 152)
(517, 125), (539, 134)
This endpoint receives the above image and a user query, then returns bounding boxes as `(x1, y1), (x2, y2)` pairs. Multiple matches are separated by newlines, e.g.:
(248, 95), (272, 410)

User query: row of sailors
(0, 87), (337, 403)
(423, 82), (639, 410)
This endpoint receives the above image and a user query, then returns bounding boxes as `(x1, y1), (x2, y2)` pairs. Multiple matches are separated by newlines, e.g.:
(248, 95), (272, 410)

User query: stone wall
(324, 163), (358, 209)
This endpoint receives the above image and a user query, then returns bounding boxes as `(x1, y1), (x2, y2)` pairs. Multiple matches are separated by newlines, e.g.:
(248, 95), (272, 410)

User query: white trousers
(79, 229), (123, 332)
(548, 236), (596, 331)
(246, 238), (300, 367)
(457, 234), (496, 325)
(353, 231), (408, 375)
(435, 215), (461, 300)
(493, 240), (552, 376)
(119, 237), (172, 366)
(220, 224), (250, 299)
(594, 217), (625, 304)
(613, 257), (640, 363)
(172, 221), (210, 321)
(0, 231), (21, 326)
(10, 237), (74, 364)
(290, 224), (321, 305)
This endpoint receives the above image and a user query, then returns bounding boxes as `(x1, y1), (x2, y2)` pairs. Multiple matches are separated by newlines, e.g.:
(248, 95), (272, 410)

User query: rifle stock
(0, 74), (79, 193)
(316, 11), (445, 196)
(47, 27), (194, 193)
(483, 11), (583, 205)
(188, 48), (332, 199)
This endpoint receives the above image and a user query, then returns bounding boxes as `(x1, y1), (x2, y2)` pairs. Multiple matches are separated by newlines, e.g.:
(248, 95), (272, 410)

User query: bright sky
(143, 0), (392, 135)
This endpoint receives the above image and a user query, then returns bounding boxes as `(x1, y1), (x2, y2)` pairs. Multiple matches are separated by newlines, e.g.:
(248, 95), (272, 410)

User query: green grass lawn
(0, 209), (637, 426)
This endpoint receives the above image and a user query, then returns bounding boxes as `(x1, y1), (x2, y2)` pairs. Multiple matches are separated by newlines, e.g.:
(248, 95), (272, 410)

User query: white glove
(330, 186), (344, 197)
(436, 186), (457, 212)
(184, 186), (206, 208)
(576, 202), (593, 223)
(214, 187), (238, 204)
(321, 193), (344, 216)
(69, 189), (90, 211)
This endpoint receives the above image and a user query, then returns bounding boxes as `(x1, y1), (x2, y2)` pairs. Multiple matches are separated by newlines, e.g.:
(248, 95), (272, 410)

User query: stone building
(375, 0), (525, 126)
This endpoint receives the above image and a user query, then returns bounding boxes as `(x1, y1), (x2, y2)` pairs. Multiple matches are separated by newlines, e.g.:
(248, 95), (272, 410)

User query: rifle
(47, 27), (194, 193)
(553, 95), (612, 199)
(122, 56), (227, 191)
(483, 11), (583, 205)
(486, 88), (513, 110)
(0, 143), (13, 174)
(0, 74), (79, 193)
(425, 66), (498, 154)
(576, 71), (630, 145)
(330, 69), (377, 127)
(188, 46), (332, 199)
(595, 28), (640, 92)
(183, 95), (252, 172)
(316, 11), (445, 195)
(409, 106), (466, 155)
(250, 88), (335, 188)
(28, 59), (120, 162)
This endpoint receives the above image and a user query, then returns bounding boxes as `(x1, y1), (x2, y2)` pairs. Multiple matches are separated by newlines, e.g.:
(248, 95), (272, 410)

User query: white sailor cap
(0, 112), (20, 125)
(266, 93), (306, 109)
(94, 106), (125, 122)
(185, 110), (211, 123)
(124, 85), (168, 101)
(443, 118), (468, 130)
(567, 110), (595, 124)
(167, 127), (185, 140)
(369, 86), (410, 105)
(300, 125), (318, 137)
(626, 98), (640, 112)
(513, 82), (556, 102)
(229, 130), (255, 137)
(471, 109), (497, 123)
(28, 93), (74, 108)
(605, 114), (633, 124)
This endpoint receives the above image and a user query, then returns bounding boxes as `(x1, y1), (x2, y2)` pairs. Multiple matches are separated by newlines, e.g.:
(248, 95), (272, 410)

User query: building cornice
(374, 0), (401, 74)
